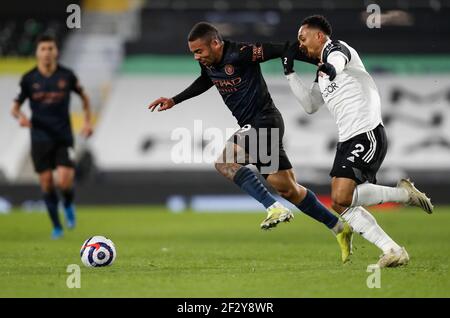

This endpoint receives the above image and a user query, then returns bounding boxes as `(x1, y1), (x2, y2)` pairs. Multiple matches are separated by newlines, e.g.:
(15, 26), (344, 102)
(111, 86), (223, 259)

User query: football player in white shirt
(282, 15), (433, 267)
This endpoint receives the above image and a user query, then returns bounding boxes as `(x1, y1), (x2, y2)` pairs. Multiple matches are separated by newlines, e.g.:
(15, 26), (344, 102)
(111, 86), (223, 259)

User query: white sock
(352, 183), (409, 207)
(331, 219), (344, 235)
(342, 206), (401, 253)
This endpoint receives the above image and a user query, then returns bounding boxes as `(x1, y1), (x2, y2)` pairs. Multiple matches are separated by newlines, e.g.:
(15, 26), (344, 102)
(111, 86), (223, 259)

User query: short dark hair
(36, 34), (58, 47)
(188, 22), (222, 42)
(301, 15), (332, 36)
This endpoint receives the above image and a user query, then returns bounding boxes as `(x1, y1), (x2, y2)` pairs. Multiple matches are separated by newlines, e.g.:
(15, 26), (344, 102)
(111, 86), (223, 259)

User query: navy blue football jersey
(15, 65), (83, 145)
(200, 40), (282, 126)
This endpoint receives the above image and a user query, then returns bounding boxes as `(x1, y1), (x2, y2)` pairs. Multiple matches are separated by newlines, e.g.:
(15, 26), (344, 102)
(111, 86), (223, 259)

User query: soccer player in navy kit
(11, 35), (93, 239)
(149, 22), (353, 263)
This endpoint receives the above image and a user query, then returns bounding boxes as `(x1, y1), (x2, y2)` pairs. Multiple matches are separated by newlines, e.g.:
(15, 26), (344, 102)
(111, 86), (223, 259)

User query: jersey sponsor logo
(32, 83), (41, 90)
(322, 82), (339, 98)
(224, 64), (234, 76)
(31, 91), (66, 104)
(212, 77), (242, 94)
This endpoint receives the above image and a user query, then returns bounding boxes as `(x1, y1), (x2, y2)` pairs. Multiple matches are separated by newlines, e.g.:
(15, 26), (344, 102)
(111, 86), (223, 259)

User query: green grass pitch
(0, 206), (449, 297)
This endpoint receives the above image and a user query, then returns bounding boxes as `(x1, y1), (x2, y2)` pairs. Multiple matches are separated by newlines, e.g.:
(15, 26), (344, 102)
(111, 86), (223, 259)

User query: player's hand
(148, 97), (175, 112)
(81, 122), (94, 138)
(18, 115), (31, 128)
(281, 41), (299, 75)
(318, 62), (337, 81)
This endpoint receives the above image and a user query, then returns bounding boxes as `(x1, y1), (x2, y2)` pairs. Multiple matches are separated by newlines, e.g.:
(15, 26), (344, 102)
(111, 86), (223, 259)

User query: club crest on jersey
(224, 64), (234, 76)
(58, 79), (67, 89)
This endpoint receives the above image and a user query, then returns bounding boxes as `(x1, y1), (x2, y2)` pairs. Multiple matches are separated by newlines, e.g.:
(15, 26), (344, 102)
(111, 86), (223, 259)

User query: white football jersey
(318, 39), (382, 142)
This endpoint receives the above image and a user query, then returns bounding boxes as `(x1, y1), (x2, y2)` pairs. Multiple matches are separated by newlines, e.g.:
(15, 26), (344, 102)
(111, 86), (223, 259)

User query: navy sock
(61, 188), (74, 209)
(233, 166), (277, 209)
(297, 189), (339, 229)
(43, 191), (62, 229)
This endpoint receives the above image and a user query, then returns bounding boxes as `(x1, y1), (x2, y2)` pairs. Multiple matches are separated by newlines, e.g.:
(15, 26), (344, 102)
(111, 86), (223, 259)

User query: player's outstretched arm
(238, 42), (290, 64)
(285, 72), (324, 114)
(148, 97), (175, 112)
(282, 44), (323, 114)
(148, 72), (213, 112)
(282, 41), (320, 76)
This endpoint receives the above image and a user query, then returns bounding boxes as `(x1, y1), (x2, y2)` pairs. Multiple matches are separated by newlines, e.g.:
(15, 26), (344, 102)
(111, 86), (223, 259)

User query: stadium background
(1, 0), (449, 209)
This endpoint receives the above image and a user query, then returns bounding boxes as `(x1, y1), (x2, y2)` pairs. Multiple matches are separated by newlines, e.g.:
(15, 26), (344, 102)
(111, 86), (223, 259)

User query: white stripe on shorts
(362, 131), (377, 163)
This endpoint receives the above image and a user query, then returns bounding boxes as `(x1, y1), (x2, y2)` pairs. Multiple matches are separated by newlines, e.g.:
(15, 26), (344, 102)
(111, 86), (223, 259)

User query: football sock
(43, 190), (62, 229)
(331, 220), (344, 235)
(342, 206), (401, 253)
(233, 166), (277, 209)
(297, 189), (340, 229)
(61, 188), (74, 209)
(351, 183), (409, 207)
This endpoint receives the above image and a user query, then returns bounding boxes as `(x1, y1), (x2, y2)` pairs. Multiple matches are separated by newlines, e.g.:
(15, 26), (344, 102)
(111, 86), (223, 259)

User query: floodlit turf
(0, 206), (449, 297)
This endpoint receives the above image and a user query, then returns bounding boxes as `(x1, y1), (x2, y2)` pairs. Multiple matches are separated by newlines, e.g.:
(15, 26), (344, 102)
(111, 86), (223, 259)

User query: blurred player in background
(11, 35), (93, 239)
(283, 15), (433, 267)
(149, 22), (354, 263)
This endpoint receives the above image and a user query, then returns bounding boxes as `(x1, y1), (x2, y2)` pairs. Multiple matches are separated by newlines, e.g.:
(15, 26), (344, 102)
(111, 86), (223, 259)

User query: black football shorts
(330, 124), (387, 184)
(31, 141), (75, 173)
(228, 108), (292, 177)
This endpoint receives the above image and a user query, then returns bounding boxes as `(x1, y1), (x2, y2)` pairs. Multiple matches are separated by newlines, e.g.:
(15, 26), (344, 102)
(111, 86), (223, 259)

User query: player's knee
(40, 176), (54, 192)
(57, 177), (73, 191)
(280, 190), (294, 201)
(58, 180), (71, 191)
(331, 202), (347, 214)
(331, 191), (352, 208)
(214, 161), (233, 178)
(41, 183), (54, 193)
(214, 161), (225, 174)
(278, 187), (300, 202)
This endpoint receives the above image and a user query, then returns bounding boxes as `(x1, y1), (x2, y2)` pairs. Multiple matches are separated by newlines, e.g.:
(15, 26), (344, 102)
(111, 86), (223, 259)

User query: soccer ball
(80, 236), (117, 267)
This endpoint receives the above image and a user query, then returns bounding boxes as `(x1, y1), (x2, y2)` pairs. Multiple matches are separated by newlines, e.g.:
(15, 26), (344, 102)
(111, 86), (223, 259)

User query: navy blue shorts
(228, 109), (292, 177)
(31, 141), (75, 173)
